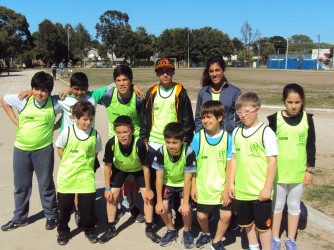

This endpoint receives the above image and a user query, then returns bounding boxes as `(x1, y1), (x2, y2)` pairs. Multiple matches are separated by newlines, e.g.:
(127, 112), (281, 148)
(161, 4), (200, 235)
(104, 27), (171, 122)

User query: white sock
(249, 244), (260, 250)
(273, 237), (280, 242)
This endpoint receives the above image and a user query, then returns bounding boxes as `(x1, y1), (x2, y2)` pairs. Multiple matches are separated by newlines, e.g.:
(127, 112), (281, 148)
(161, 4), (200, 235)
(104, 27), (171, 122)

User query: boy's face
(75, 113), (93, 130)
(156, 68), (174, 86)
(165, 137), (183, 156)
(32, 88), (50, 102)
(115, 74), (131, 96)
(70, 85), (88, 100)
(115, 125), (133, 147)
(236, 104), (259, 127)
(201, 113), (223, 133)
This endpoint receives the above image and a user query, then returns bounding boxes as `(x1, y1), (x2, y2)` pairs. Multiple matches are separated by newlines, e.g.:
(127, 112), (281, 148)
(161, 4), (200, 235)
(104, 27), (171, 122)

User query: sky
(2, 0), (334, 44)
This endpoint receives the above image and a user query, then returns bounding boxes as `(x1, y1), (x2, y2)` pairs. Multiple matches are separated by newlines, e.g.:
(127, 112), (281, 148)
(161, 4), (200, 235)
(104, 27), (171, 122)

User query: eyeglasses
(116, 130), (132, 136)
(236, 107), (259, 116)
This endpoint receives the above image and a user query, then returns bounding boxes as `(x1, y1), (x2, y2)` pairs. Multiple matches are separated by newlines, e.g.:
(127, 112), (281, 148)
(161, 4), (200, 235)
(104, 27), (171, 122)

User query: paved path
(0, 70), (334, 250)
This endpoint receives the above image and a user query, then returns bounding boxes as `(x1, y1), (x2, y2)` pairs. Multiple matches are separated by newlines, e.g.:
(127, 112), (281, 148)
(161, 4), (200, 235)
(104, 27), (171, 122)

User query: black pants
(57, 192), (96, 235)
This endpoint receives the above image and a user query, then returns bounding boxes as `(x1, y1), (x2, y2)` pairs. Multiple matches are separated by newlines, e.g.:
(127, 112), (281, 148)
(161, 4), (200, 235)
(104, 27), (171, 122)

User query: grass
(51, 67), (334, 109)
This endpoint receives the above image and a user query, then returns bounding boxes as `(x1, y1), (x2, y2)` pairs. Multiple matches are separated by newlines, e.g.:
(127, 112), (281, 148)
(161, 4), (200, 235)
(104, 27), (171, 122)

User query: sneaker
(1, 220), (28, 231)
(195, 232), (212, 248)
(57, 233), (70, 245)
(210, 240), (226, 250)
(272, 238), (281, 250)
(284, 238), (297, 250)
(85, 231), (98, 244)
(182, 231), (195, 249)
(98, 226), (117, 244)
(145, 228), (161, 243)
(74, 210), (81, 227)
(45, 218), (57, 230)
(160, 230), (178, 247)
(135, 213), (145, 223)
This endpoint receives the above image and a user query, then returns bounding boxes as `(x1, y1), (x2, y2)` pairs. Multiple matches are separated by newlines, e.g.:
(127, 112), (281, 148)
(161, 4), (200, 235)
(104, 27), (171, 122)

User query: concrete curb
(306, 205), (334, 236)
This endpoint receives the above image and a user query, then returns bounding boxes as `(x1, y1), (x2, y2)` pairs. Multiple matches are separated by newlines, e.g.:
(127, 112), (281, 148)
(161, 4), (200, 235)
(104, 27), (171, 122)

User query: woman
(195, 55), (241, 133)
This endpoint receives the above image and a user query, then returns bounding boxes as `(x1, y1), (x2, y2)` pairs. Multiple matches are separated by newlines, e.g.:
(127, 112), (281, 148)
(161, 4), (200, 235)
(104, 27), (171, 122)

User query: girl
(195, 55), (241, 133)
(268, 83), (316, 250)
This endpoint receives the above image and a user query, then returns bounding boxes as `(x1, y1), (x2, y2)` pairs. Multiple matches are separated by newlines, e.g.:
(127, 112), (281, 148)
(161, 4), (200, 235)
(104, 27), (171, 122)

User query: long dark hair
(200, 55), (227, 87)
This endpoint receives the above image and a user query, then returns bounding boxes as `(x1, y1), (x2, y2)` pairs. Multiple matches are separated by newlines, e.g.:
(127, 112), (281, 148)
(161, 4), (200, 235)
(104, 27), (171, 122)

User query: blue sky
(2, 0), (334, 44)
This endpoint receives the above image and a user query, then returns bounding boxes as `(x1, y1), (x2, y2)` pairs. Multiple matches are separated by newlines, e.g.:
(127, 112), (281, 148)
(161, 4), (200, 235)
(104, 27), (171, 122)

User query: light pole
(257, 38), (261, 68)
(187, 29), (190, 68)
(317, 34), (320, 70)
(285, 37), (289, 70)
(67, 27), (70, 62)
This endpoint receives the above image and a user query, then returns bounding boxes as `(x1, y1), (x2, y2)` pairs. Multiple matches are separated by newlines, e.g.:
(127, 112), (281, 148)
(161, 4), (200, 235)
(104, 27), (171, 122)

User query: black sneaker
(145, 228), (161, 243)
(195, 232), (211, 248)
(182, 231), (195, 249)
(57, 233), (70, 245)
(45, 218), (57, 230)
(98, 226), (117, 244)
(160, 230), (178, 247)
(1, 220), (28, 231)
(85, 231), (98, 244)
(210, 240), (226, 250)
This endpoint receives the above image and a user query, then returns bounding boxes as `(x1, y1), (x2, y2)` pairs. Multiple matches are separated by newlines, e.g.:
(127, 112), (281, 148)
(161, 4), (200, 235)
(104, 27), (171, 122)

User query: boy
(59, 60), (65, 77)
(1, 71), (61, 232)
(67, 60), (73, 76)
(229, 92), (278, 250)
(99, 115), (160, 244)
(191, 100), (232, 250)
(153, 122), (197, 248)
(141, 57), (195, 228)
(55, 101), (102, 245)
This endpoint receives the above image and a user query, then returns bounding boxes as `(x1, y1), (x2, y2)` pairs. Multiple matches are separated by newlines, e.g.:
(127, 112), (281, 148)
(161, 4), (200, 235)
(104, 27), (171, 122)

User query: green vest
(276, 111), (308, 183)
(106, 89), (140, 138)
(15, 96), (55, 151)
(149, 86), (177, 144)
(113, 136), (142, 172)
(163, 143), (187, 187)
(196, 129), (228, 205)
(57, 125), (96, 193)
(234, 124), (270, 200)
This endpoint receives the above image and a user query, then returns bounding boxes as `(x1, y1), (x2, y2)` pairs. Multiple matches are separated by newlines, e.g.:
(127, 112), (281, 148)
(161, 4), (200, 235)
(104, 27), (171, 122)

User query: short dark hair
(31, 71), (54, 93)
(113, 115), (134, 130)
(72, 101), (95, 119)
(201, 55), (227, 87)
(113, 65), (133, 82)
(282, 83), (306, 110)
(200, 100), (225, 126)
(163, 122), (184, 141)
(70, 72), (89, 88)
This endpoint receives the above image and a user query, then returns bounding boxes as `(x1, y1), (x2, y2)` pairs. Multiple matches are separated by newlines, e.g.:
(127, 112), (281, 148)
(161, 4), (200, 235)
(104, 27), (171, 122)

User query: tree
(95, 10), (130, 64)
(291, 34), (313, 43)
(232, 38), (244, 53)
(71, 23), (92, 62)
(269, 36), (287, 54)
(0, 6), (32, 65)
(240, 21), (260, 62)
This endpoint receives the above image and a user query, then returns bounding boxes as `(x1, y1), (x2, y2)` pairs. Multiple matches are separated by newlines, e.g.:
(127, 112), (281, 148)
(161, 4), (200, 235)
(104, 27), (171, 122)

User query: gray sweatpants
(12, 145), (57, 223)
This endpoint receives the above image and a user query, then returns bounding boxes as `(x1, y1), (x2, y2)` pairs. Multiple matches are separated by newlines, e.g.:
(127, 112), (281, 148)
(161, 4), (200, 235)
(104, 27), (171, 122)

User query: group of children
(1, 56), (315, 250)
(51, 60), (73, 80)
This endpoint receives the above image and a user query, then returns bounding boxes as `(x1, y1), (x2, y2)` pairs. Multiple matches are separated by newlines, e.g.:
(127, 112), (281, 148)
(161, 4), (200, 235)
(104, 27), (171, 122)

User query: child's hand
(258, 187), (271, 201)
(155, 202), (165, 215)
(178, 202), (190, 216)
(59, 89), (70, 100)
(104, 190), (113, 203)
(220, 189), (231, 207)
(133, 85), (145, 99)
(229, 184), (235, 199)
(18, 90), (32, 100)
(304, 172), (313, 186)
(143, 189), (155, 203)
(191, 189), (197, 202)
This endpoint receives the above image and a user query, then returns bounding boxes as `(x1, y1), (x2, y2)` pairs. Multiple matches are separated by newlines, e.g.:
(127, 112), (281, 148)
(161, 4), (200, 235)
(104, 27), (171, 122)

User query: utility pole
(67, 27), (70, 62)
(285, 37), (289, 70)
(317, 34), (320, 70)
(187, 29), (190, 68)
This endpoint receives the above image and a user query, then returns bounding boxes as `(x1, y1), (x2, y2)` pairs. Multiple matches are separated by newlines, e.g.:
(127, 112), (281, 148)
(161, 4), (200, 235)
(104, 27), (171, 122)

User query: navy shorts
(162, 185), (184, 211)
(110, 167), (145, 188)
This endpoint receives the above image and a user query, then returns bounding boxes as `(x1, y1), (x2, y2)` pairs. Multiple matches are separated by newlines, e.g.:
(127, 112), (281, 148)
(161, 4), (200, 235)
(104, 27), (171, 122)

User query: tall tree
(0, 6), (32, 64)
(240, 21), (260, 61)
(71, 23), (92, 62)
(232, 38), (244, 53)
(95, 10), (130, 64)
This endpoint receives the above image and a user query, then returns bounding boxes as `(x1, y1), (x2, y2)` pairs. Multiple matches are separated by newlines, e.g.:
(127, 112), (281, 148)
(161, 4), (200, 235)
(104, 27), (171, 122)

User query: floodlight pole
(187, 29), (190, 68)
(285, 37), (289, 70)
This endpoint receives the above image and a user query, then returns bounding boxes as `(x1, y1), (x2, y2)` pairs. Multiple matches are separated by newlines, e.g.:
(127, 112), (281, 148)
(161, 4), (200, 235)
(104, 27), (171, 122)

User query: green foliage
(0, 6), (32, 61)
